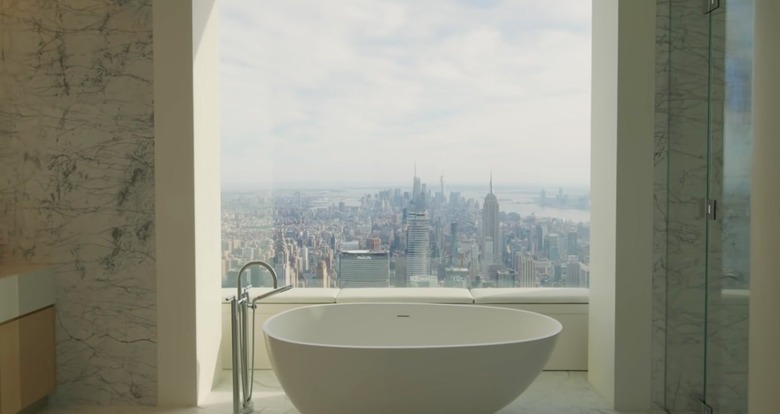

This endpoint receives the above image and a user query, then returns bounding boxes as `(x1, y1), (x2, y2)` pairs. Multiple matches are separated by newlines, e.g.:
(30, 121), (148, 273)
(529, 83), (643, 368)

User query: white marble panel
(653, 0), (712, 411)
(706, 294), (749, 413)
(651, 0), (671, 408)
(654, 1), (750, 413)
(0, 0), (156, 406)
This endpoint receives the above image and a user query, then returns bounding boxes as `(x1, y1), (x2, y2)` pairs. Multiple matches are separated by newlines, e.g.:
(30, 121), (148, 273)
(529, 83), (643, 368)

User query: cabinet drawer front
(0, 318), (22, 414)
(19, 306), (56, 408)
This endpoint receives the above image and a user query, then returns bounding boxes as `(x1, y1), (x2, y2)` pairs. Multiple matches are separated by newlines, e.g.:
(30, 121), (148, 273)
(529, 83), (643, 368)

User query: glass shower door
(662, 0), (711, 410)
(661, 1), (753, 411)
(704, 1), (753, 412)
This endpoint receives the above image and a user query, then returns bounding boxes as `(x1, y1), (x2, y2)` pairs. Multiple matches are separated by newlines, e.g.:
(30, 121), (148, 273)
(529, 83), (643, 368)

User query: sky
(219, 0), (592, 190)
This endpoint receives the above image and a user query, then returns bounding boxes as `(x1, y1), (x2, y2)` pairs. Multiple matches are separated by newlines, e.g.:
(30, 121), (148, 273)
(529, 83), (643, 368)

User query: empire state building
(482, 175), (500, 268)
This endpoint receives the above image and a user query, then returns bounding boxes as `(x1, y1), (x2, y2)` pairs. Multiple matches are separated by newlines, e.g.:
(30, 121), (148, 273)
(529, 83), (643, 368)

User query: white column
(154, 0), (222, 406)
(589, 0), (655, 410)
(749, 1), (780, 412)
(193, 0), (222, 402)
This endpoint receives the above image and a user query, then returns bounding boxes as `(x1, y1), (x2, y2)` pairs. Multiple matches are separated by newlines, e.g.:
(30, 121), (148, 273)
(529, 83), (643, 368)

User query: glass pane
(705, 0), (753, 412)
(662, 0), (710, 410)
(218, 1), (592, 290)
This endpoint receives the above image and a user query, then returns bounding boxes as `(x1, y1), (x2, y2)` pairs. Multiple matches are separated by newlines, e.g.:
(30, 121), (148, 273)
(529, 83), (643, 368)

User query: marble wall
(0, 0), (751, 410)
(653, 1), (751, 413)
(651, 0), (670, 409)
(0, 0), (156, 406)
(652, 0), (711, 410)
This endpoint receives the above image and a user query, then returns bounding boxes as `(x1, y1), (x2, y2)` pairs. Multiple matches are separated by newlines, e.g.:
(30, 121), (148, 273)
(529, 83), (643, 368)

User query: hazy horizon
(220, 180), (590, 194)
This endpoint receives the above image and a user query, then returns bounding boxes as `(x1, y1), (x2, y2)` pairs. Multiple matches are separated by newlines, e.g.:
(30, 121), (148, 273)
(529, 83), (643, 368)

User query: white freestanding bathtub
(263, 303), (562, 414)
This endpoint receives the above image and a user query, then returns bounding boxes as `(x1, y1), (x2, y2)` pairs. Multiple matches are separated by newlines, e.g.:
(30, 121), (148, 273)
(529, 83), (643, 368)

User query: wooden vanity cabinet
(0, 318), (21, 414)
(0, 306), (56, 414)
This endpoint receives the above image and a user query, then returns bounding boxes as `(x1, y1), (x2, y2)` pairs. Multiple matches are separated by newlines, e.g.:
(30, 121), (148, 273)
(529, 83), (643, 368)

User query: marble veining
(654, 1), (751, 413)
(654, 0), (712, 411)
(651, 0), (670, 409)
(0, 0), (156, 406)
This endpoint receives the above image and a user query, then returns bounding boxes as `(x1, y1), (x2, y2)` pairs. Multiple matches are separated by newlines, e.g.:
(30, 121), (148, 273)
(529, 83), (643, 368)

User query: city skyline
(221, 178), (592, 193)
(221, 172), (590, 290)
(219, 0), (592, 188)
(220, 173), (591, 220)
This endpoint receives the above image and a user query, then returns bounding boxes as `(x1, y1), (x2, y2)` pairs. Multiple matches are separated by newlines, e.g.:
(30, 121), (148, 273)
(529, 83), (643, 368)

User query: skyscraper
(301, 246), (309, 272)
(449, 222), (459, 266)
(579, 263), (590, 287)
(482, 238), (494, 275)
(413, 166), (421, 198)
(535, 224), (545, 254)
(567, 230), (578, 257)
(338, 250), (389, 287)
(273, 232), (292, 286)
(406, 203), (430, 277)
(482, 174), (500, 267)
(366, 237), (382, 251)
(519, 254), (536, 287)
(439, 174), (446, 203)
(566, 255), (581, 287)
(394, 254), (407, 287)
(316, 260), (330, 288)
(406, 174), (430, 277)
(469, 242), (480, 279)
(545, 233), (560, 260)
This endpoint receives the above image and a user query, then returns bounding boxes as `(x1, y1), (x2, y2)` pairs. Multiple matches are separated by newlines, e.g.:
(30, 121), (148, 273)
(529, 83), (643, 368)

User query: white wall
(154, 0), (222, 406)
(750, 1), (780, 411)
(589, 0), (655, 410)
(154, 1), (197, 405)
(192, 0), (223, 402)
(589, 1), (618, 403)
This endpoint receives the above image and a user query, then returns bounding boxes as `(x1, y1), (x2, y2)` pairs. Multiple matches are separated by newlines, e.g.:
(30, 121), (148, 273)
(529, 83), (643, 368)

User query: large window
(219, 0), (591, 289)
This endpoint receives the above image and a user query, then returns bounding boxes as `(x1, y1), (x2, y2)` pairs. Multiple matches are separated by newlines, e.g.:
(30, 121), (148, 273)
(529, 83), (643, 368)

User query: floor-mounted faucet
(228, 260), (293, 414)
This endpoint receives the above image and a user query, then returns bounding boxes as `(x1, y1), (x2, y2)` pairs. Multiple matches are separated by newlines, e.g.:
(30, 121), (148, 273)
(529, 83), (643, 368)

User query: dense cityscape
(221, 176), (590, 289)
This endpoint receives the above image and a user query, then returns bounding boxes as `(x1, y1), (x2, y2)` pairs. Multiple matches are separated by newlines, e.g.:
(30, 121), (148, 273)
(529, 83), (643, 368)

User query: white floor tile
(39, 371), (664, 414)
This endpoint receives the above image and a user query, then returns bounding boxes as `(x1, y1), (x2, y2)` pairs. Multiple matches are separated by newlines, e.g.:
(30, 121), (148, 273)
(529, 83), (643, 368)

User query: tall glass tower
(406, 175), (430, 278)
(449, 222), (459, 266)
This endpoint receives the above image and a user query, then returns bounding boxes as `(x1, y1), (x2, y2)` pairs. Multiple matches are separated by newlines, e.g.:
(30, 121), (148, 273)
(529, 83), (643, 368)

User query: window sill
(221, 287), (589, 305)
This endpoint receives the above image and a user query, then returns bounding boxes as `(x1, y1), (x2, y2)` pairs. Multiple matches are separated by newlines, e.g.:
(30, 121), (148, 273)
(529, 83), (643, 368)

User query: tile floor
(39, 371), (666, 414)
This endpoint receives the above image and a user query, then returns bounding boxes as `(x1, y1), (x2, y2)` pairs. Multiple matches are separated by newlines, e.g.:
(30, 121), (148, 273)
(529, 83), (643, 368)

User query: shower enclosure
(655, 0), (754, 412)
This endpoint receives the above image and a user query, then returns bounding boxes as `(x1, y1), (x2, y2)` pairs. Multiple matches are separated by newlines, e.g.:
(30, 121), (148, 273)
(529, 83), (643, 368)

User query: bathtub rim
(262, 302), (563, 350)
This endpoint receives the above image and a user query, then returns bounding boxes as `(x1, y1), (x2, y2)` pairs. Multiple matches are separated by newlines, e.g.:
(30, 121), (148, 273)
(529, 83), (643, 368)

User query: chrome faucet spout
(252, 284), (294, 304)
(236, 260), (279, 299)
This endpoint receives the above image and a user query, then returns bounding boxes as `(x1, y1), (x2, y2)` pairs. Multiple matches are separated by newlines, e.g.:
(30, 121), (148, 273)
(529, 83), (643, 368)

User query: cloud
(219, 0), (591, 188)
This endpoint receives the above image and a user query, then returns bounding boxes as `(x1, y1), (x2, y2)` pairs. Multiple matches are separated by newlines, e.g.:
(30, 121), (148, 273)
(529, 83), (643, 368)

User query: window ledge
(222, 287), (590, 305)
(337, 287), (474, 304)
(222, 287), (339, 303)
(471, 288), (589, 304)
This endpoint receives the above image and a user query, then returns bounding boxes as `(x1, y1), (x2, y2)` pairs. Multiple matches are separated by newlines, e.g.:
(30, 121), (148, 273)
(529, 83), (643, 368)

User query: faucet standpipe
(230, 261), (291, 414)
